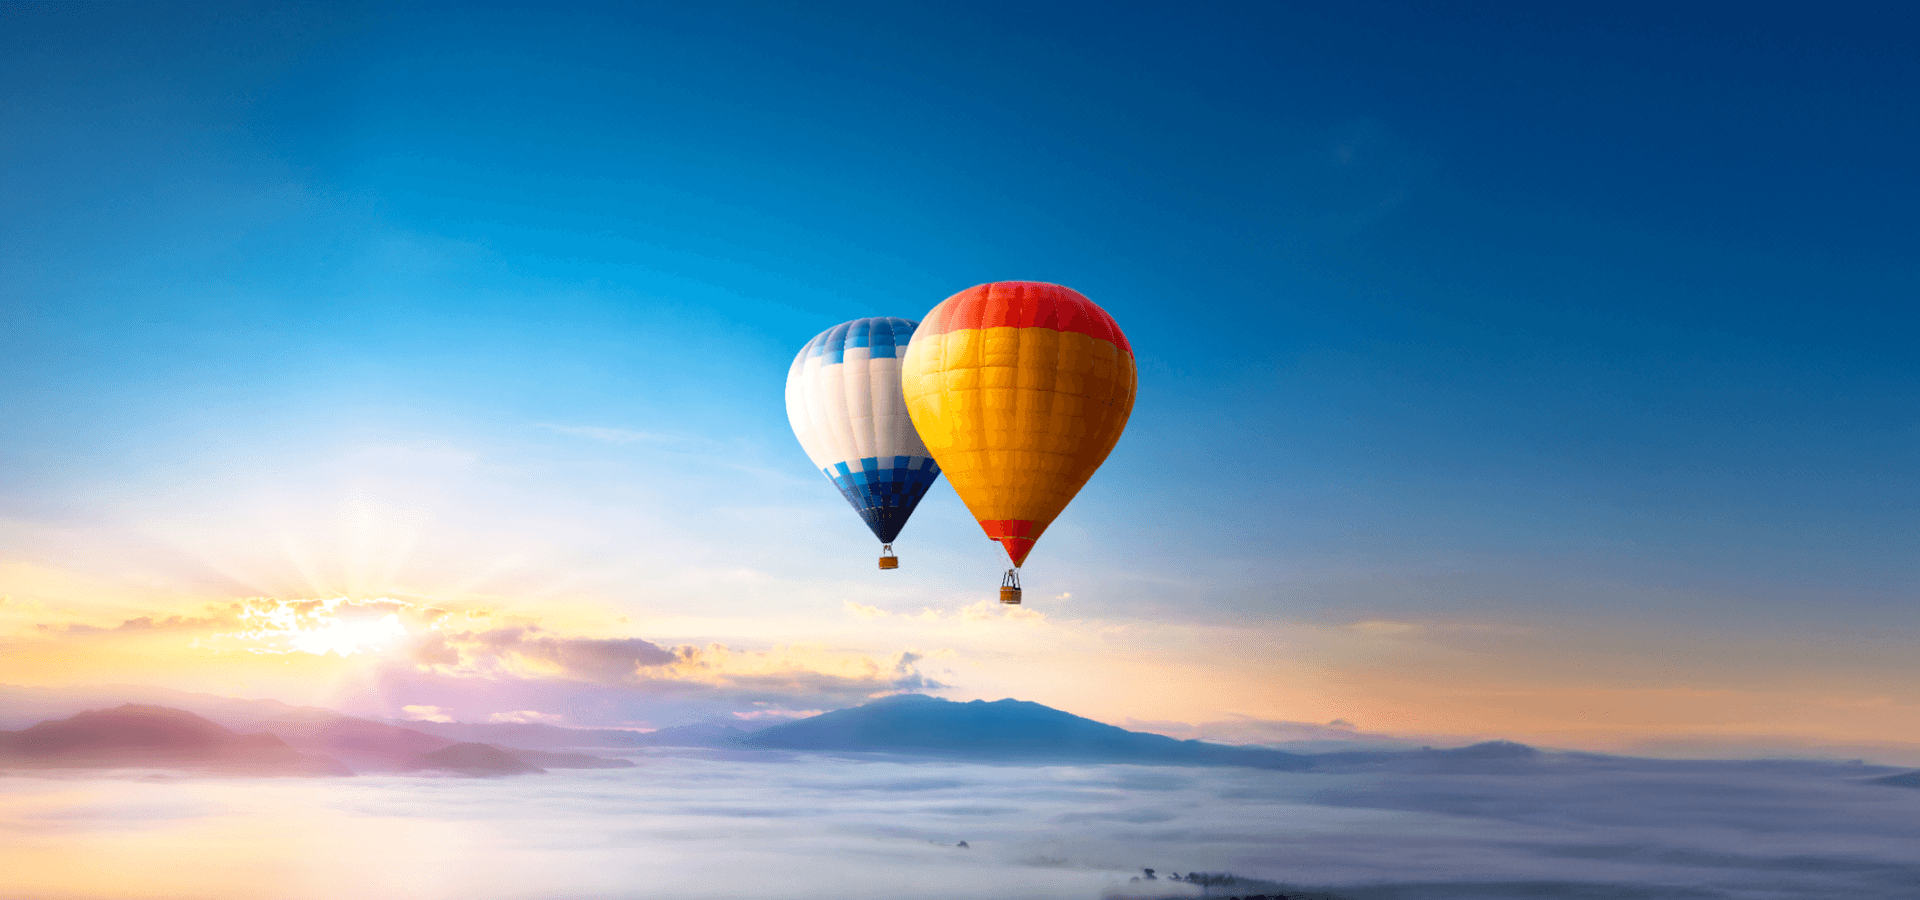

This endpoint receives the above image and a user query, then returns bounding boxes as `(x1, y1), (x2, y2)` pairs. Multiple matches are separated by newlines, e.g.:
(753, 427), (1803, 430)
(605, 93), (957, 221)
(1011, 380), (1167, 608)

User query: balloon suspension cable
(880, 543), (896, 558)
(999, 568), (1022, 605)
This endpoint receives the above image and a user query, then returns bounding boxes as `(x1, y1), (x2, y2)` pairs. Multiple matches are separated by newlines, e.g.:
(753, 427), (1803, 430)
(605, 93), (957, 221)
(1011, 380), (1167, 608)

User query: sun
(233, 597), (414, 657)
(286, 611), (407, 656)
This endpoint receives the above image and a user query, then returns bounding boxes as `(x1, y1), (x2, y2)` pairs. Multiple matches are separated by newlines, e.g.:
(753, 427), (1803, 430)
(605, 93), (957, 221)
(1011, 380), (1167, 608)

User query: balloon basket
(878, 544), (899, 570)
(999, 568), (1022, 605)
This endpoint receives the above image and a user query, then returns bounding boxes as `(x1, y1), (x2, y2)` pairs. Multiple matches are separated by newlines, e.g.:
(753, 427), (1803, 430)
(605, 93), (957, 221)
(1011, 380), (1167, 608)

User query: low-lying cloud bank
(3, 750), (1918, 899)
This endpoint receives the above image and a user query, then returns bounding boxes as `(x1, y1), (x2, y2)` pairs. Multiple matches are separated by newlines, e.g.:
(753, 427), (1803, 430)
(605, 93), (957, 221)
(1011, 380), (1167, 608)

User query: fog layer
(3, 751), (1916, 899)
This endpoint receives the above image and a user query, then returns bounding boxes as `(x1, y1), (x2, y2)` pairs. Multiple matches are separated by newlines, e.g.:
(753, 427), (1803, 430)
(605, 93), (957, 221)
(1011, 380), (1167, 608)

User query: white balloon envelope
(785, 317), (941, 564)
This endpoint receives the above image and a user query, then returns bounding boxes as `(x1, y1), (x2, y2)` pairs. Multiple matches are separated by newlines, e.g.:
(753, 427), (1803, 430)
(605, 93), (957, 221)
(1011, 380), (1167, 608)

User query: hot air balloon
(900, 282), (1136, 603)
(786, 317), (942, 568)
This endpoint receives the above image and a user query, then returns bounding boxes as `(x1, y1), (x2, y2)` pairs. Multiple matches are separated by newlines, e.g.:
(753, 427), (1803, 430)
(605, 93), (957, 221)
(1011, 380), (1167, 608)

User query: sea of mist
(3, 749), (1918, 900)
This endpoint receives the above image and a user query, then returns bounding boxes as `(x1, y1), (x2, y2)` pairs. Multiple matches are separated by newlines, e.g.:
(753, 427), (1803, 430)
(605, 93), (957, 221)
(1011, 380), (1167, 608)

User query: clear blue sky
(3, 2), (1916, 737)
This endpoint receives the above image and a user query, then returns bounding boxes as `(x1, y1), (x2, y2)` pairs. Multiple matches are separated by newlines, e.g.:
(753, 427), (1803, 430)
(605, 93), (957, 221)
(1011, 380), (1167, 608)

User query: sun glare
(288, 612), (406, 656)
(234, 597), (413, 657)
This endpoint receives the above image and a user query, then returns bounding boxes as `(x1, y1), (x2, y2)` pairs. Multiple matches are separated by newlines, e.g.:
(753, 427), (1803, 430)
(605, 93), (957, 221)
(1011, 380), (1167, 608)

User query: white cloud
(402, 705), (454, 723)
(845, 602), (887, 619)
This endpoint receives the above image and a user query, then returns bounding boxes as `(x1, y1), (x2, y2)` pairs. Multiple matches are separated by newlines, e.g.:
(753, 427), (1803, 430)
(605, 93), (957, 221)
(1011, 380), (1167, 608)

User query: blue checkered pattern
(803, 317), (916, 365)
(826, 456), (942, 544)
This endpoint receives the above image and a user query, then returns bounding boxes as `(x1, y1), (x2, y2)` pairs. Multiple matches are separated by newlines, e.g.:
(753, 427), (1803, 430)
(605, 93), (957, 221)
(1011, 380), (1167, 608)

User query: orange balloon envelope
(901, 282), (1137, 576)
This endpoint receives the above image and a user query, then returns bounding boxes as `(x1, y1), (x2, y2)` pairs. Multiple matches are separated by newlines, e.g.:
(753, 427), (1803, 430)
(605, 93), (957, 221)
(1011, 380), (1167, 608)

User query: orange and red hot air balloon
(901, 282), (1137, 603)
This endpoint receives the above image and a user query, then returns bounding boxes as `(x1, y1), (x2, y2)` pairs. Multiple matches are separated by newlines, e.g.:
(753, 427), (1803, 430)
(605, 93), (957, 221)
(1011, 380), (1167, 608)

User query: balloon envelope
(901, 282), (1136, 566)
(786, 317), (942, 544)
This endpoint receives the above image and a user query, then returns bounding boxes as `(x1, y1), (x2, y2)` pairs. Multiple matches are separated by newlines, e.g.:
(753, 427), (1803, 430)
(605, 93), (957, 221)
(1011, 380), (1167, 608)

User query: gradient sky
(3, 2), (1916, 754)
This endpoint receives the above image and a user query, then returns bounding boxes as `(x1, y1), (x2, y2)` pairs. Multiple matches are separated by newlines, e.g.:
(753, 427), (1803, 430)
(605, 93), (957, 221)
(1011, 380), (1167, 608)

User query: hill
(267, 715), (454, 759)
(407, 742), (545, 777)
(2, 691), (1567, 776)
(0, 683), (352, 731)
(1309, 739), (1549, 774)
(259, 715), (636, 774)
(0, 704), (349, 776)
(1868, 770), (1920, 788)
(398, 719), (749, 749)
(738, 695), (1313, 770)
(0, 704), (636, 777)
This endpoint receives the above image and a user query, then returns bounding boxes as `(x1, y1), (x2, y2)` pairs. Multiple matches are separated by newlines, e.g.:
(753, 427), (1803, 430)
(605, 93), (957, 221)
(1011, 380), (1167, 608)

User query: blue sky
(2, 2), (1916, 744)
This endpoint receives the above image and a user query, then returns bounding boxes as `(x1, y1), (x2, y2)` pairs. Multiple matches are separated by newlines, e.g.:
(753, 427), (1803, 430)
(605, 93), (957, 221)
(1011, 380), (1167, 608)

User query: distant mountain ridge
(268, 715), (452, 757)
(1, 690), (1572, 777)
(0, 704), (635, 777)
(740, 695), (1316, 770)
(0, 704), (350, 776)
(0, 683), (748, 751)
(1868, 770), (1920, 788)
(0, 683), (348, 731)
(408, 742), (545, 776)
(397, 719), (748, 749)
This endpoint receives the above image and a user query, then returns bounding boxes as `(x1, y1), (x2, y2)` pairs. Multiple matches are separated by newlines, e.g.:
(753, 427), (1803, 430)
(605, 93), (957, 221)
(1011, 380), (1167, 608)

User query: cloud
(488, 710), (565, 725)
(11, 592), (953, 726)
(913, 599), (1049, 626)
(35, 612), (236, 636)
(116, 615), (230, 631)
(361, 639), (951, 727)
(6, 752), (1917, 899)
(456, 626), (680, 680)
(408, 631), (461, 666)
(670, 646), (947, 699)
(420, 626), (946, 699)
(402, 705), (454, 723)
(891, 651), (940, 691)
(212, 597), (416, 657)
(844, 599), (1051, 627)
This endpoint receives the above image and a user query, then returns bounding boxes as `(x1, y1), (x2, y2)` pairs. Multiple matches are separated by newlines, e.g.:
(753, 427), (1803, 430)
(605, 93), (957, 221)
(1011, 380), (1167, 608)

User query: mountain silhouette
(737, 695), (1313, 769)
(1868, 770), (1920, 788)
(407, 742), (545, 776)
(502, 746), (636, 769)
(0, 695), (1561, 777)
(1306, 739), (1550, 774)
(261, 715), (635, 773)
(0, 705), (638, 777)
(626, 721), (754, 747)
(0, 683), (352, 731)
(399, 719), (749, 749)
(0, 704), (349, 776)
(267, 716), (454, 756)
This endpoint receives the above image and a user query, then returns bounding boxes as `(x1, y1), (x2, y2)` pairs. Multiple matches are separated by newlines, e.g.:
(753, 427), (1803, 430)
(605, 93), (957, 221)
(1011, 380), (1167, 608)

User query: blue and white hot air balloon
(785, 317), (942, 568)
